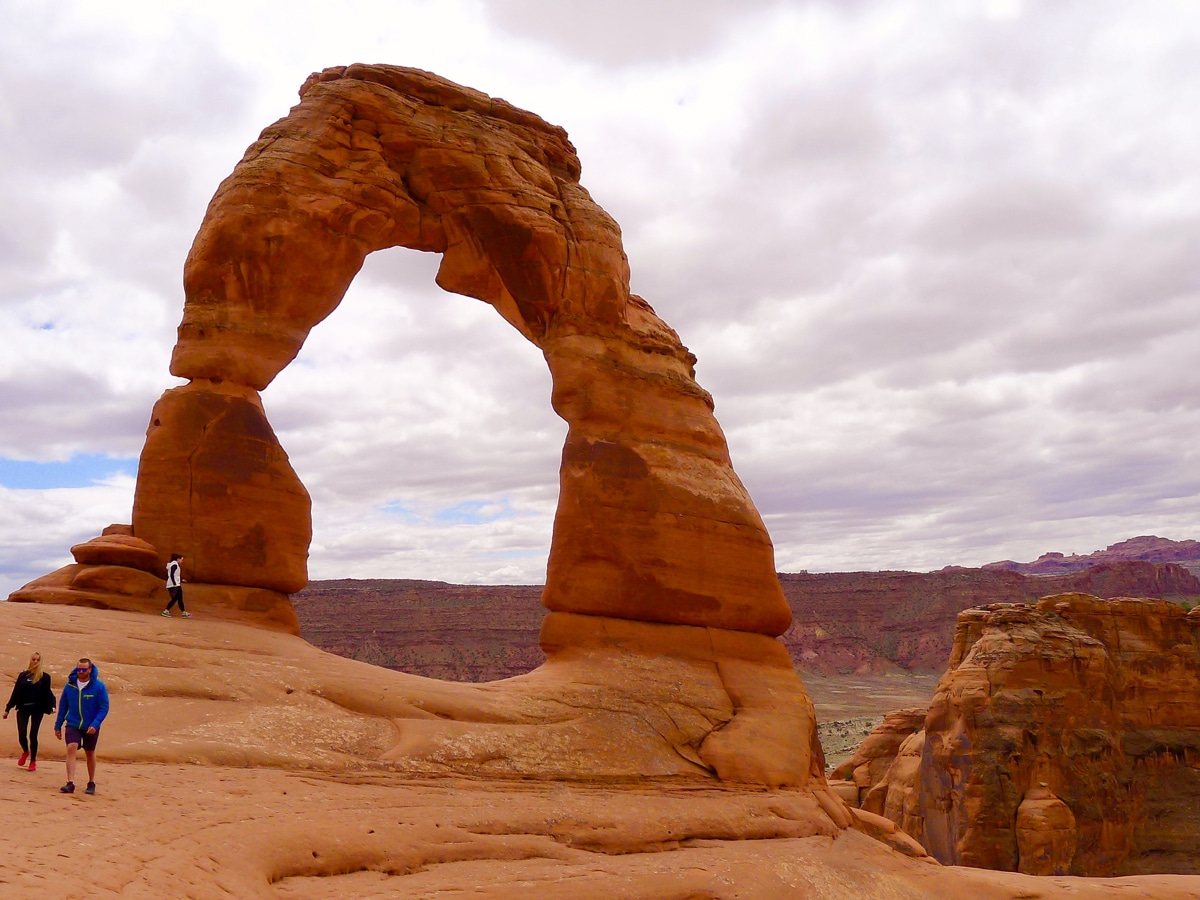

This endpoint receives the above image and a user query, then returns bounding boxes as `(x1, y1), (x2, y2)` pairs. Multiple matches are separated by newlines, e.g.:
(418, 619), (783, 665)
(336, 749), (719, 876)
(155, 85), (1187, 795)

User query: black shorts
(64, 725), (99, 752)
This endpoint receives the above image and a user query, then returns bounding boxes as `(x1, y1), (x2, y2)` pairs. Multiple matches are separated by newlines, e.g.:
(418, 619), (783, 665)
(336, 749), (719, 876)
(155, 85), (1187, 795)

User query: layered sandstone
(854, 594), (1200, 875)
(9, 601), (1200, 898)
(779, 562), (1199, 674)
(10, 64), (808, 789)
(152, 62), (789, 635)
(829, 707), (926, 800)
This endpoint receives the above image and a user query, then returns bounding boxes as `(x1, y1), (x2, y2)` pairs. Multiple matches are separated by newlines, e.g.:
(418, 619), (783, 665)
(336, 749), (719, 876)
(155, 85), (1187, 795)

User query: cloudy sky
(2, 0), (1199, 597)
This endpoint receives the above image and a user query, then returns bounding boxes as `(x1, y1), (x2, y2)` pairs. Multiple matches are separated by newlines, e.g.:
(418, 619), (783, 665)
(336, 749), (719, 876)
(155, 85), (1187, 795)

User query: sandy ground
(6, 758), (1200, 899)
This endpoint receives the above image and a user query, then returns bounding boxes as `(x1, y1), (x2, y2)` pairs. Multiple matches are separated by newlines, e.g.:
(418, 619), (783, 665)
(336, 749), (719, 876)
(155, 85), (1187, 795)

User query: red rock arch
(131, 64), (790, 637)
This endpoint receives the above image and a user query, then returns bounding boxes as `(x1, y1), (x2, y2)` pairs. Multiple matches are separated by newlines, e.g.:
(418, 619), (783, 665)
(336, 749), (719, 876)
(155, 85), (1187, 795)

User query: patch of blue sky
(379, 501), (421, 522)
(379, 498), (526, 525)
(0, 454), (138, 489)
(434, 499), (515, 525)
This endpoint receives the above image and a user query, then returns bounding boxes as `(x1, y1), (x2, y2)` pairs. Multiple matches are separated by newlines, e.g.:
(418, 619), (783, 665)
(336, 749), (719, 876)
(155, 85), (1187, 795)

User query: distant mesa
(293, 557), (1200, 682)
(984, 535), (1200, 576)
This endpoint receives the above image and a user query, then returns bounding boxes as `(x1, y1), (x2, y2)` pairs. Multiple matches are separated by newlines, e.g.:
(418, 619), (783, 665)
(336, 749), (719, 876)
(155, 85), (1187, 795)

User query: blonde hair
(26, 652), (43, 683)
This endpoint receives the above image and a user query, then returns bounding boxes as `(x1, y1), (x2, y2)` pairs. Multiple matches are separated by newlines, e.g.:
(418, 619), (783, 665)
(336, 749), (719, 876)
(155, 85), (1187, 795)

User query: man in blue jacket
(54, 658), (110, 795)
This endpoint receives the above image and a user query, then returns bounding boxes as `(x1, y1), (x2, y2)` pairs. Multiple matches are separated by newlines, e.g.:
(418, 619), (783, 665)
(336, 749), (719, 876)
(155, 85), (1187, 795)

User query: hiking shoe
(85, 782), (96, 795)
(60, 782), (75, 793)
(27, 761), (36, 772)
(161, 609), (171, 617)
(181, 612), (192, 618)
(17, 752), (28, 767)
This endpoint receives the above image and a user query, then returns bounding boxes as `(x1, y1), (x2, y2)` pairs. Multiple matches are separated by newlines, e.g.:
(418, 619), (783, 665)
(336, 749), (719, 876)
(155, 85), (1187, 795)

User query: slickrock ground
(7, 601), (1200, 899)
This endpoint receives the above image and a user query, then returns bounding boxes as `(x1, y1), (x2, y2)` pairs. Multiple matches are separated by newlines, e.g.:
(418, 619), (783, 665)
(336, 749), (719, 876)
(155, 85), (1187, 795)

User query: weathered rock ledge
(837, 594), (1200, 876)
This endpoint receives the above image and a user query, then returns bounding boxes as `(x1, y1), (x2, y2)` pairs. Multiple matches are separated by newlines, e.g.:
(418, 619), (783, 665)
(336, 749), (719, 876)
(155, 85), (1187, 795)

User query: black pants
(166, 585), (186, 612)
(16, 709), (44, 761)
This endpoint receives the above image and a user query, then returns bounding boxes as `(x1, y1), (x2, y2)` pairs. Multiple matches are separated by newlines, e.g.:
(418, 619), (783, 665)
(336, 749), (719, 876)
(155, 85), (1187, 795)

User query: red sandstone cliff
(778, 560), (1198, 673)
(293, 561), (1200, 681)
(848, 594), (1200, 876)
(292, 579), (546, 682)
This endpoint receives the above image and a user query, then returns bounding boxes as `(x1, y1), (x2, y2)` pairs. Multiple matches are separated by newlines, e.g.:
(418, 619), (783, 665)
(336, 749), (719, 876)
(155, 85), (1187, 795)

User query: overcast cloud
(2, 0), (1198, 596)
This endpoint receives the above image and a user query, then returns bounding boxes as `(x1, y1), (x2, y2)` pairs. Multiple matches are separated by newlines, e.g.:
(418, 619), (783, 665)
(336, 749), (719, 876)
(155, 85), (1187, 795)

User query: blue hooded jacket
(54, 662), (109, 733)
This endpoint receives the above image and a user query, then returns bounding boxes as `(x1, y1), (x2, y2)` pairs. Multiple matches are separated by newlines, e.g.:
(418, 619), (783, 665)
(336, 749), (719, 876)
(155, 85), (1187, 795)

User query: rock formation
(779, 561), (1199, 674)
(1016, 783), (1078, 876)
(160, 62), (790, 637)
(9, 64), (808, 788)
(829, 707), (926, 803)
(15, 63), (789, 634)
(844, 593), (1200, 875)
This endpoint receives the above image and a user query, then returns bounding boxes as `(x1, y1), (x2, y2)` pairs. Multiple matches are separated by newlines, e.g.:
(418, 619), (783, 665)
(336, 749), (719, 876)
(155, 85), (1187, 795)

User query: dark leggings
(16, 709), (44, 761)
(166, 585), (186, 612)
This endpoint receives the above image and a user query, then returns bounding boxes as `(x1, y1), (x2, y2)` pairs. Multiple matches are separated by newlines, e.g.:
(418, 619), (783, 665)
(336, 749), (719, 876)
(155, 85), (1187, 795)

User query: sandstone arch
(11, 66), (822, 787)
(133, 63), (791, 637)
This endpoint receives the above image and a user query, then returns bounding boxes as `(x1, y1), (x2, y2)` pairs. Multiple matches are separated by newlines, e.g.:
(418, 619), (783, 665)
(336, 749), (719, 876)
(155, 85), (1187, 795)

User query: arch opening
(265, 244), (564, 588)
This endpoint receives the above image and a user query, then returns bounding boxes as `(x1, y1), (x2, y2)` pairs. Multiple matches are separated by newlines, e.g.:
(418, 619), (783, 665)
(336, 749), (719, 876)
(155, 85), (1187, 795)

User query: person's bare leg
(85, 749), (96, 783)
(65, 742), (78, 784)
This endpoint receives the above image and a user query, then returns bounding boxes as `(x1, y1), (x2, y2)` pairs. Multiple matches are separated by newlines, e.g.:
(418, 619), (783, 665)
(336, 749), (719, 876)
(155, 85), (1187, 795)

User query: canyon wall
(852, 594), (1200, 875)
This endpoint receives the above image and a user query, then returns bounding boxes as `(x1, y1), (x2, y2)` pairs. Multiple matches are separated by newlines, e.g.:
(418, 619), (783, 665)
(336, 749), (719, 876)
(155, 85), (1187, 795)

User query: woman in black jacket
(4, 651), (55, 771)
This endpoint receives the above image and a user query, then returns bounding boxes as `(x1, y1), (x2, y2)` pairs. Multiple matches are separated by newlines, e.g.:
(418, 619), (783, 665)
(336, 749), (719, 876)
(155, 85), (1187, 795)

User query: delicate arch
(131, 64), (790, 636)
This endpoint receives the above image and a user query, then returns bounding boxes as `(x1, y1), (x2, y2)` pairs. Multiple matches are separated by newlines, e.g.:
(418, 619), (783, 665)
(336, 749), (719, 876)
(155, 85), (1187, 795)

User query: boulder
(70, 532), (161, 574)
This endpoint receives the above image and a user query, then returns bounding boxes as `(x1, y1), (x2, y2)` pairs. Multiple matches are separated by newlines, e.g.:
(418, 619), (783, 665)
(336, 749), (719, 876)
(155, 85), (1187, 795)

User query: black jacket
(6, 671), (55, 716)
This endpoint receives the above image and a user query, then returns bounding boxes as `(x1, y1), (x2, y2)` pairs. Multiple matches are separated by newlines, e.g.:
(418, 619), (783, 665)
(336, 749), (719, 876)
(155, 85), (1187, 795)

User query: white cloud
(2, 0), (1199, 598)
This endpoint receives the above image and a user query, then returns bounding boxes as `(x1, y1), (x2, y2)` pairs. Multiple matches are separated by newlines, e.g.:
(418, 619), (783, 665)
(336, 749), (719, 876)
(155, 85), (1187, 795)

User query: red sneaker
(27, 761), (36, 772)
(17, 752), (28, 767)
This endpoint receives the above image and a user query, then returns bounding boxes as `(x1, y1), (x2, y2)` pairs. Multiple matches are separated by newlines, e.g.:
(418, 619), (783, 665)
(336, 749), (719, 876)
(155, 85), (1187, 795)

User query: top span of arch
(173, 63), (630, 390)
(300, 64), (583, 180)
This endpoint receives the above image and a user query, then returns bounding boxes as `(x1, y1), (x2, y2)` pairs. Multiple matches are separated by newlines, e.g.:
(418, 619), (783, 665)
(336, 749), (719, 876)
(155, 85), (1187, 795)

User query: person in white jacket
(162, 553), (191, 618)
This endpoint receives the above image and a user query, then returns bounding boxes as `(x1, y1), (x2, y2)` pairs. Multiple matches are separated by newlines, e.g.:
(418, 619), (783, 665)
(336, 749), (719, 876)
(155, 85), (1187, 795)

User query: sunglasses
(76, 666), (91, 673)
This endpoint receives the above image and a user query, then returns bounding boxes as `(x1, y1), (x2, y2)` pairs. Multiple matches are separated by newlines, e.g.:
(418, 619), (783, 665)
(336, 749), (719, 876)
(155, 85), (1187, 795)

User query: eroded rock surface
(829, 707), (926, 804)
(1017, 784), (1078, 876)
(6, 602), (1200, 899)
(150, 63), (789, 636)
(10, 64), (805, 785)
(859, 594), (1200, 876)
